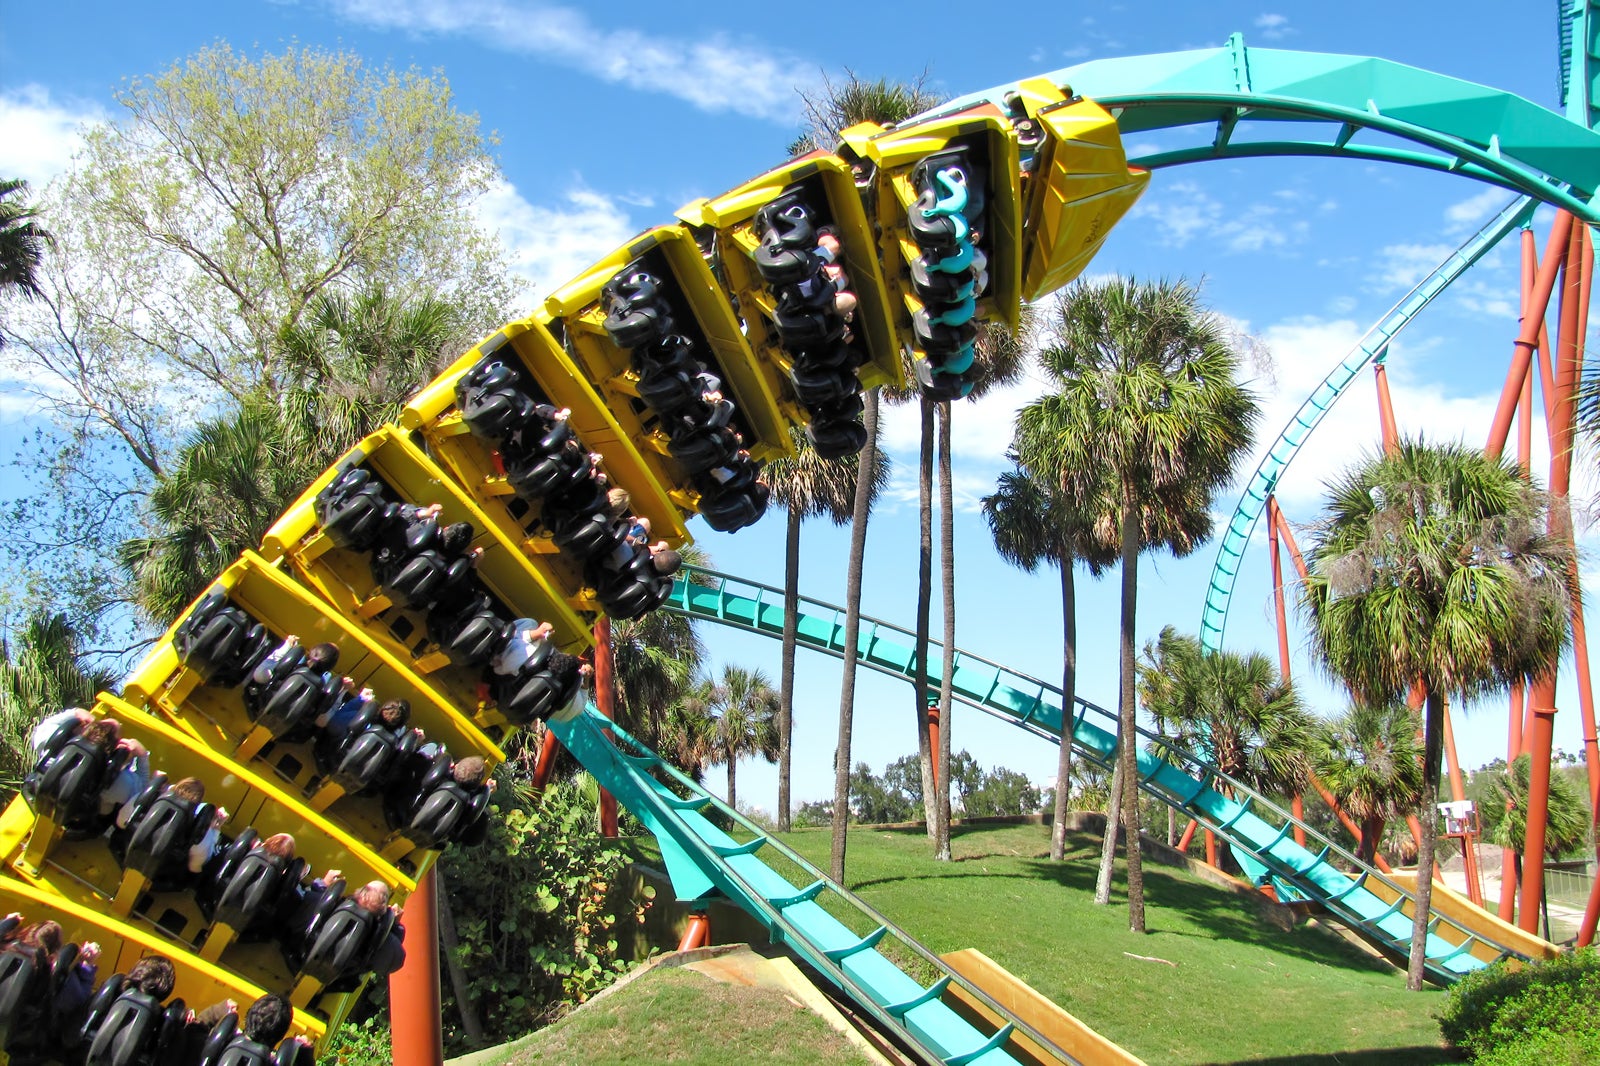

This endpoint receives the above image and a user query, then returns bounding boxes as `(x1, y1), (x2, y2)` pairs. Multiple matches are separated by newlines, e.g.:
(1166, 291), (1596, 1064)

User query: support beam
(595, 617), (619, 838)
(1374, 362), (1399, 454)
(1486, 211), (1574, 459)
(389, 867), (444, 1066)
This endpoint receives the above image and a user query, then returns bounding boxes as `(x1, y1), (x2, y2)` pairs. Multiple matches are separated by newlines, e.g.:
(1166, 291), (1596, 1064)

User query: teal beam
(1196, 194), (1536, 652)
(916, 36), (1600, 221)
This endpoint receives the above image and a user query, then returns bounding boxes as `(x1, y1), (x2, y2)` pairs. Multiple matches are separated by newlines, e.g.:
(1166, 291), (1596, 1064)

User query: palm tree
(982, 461), (1116, 861)
(927, 318), (1031, 861)
(0, 612), (117, 797)
(1138, 627), (1314, 799)
(794, 74), (943, 885)
(1137, 627), (1314, 871)
(1310, 702), (1425, 865)
(712, 666), (780, 812)
(1301, 439), (1573, 990)
(611, 593), (706, 754)
(0, 178), (51, 346)
(658, 677), (720, 783)
(1017, 278), (1259, 933)
(765, 427), (885, 831)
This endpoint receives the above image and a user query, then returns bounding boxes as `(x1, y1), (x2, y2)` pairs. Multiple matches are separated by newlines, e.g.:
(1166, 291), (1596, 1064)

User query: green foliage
(1470, 1029), (1600, 1066)
(1485, 754), (1591, 859)
(946, 751), (1045, 817)
(316, 1015), (392, 1066)
(0, 612), (117, 798)
(438, 780), (646, 1050)
(1439, 949), (1600, 1060)
(848, 760), (922, 824)
(0, 177), (50, 321)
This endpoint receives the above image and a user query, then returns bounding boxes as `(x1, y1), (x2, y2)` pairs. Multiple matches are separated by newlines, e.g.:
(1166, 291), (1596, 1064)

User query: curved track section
(1562, 0), (1600, 131)
(924, 36), (1600, 219)
(660, 565), (1560, 983)
(1196, 194), (1536, 651)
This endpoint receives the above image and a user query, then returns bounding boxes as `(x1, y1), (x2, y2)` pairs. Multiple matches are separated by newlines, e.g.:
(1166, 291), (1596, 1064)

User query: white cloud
(474, 178), (638, 298)
(0, 84), (104, 187)
(1445, 186), (1516, 235)
(1367, 242), (1455, 292)
(314, 0), (818, 123)
(1254, 13), (1292, 40)
(1129, 181), (1309, 253)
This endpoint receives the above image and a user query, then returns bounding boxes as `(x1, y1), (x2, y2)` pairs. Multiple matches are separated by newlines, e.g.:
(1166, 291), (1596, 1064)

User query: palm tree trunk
(1358, 815), (1385, 866)
(727, 753), (738, 813)
(778, 505), (802, 832)
(1408, 687), (1445, 990)
(1094, 759), (1123, 905)
(1050, 559), (1078, 862)
(831, 389), (880, 883)
(914, 395), (937, 842)
(936, 400), (955, 862)
(1117, 496), (1147, 933)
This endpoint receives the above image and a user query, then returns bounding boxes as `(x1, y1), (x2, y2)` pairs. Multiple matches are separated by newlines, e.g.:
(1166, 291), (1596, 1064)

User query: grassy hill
(531, 821), (1455, 1065)
(781, 822), (1452, 1064)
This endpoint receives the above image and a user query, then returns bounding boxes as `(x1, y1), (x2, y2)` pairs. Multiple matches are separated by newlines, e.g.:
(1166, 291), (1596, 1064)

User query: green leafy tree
(710, 666), (780, 812)
(1488, 754), (1589, 859)
(1310, 701), (1425, 865)
(983, 459), (1116, 860)
(3, 43), (519, 649)
(765, 427), (886, 830)
(947, 751), (1045, 818)
(847, 757), (923, 824)
(1302, 439), (1573, 990)
(0, 613), (117, 798)
(792, 73), (942, 885)
(117, 287), (463, 627)
(1018, 277), (1258, 932)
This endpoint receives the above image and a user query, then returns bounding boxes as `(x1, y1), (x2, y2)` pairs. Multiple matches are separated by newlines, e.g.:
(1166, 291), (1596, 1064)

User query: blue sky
(1, 2), (1595, 814)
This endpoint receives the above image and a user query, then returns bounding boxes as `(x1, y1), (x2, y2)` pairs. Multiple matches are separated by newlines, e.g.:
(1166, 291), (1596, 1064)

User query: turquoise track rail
(1196, 193), (1537, 651)
(546, 707), (1062, 1066)
(922, 35), (1600, 219)
(659, 565), (1536, 984)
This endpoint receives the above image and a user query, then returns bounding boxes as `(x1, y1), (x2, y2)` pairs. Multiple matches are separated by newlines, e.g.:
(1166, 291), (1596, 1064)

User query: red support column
(1177, 818), (1198, 853)
(1374, 362), (1399, 455)
(1266, 496), (1307, 847)
(389, 867), (444, 1066)
(594, 617), (619, 838)
(531, 728), (561, 794)
(1519, 218), (1586, 932)
(1499, 681), (1525, 924)
(678, 912), (711, 952)
(1486, 212), (1573, 459)
(926, 698), (941, 791)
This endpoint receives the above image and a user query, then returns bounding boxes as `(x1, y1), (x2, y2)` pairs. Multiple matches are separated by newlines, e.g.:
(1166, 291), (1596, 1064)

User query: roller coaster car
(455, 360), (540, 444)
(549, 511), (630, 564)
(311, 468), (389, 553)
(790, 362), (859, 408)
(806, 418), (869, 461)
(495, 661), (575, 726)
(503, 440), (590, 502)
(423, 588), (509, 669)
(197, 829), (309, 941)
(395, 774), (490, 852)
(601, 270), (675, 351)
(113, 776), (219, 893)
(0, 939), (78, 1057)
(196, 1011), (315, 1066)
(668, 425), (742, 478)
(314, 705), (422, 795)
(912, 357), (972, 402)
(175, 591), (276, 687)
(378, 545), (476, 614)
(24, 720), (117, 836)
(80, 975), (187, 1066)
(907, 150), (988, 254)
(242, 653), (343, 744)
(297, 899), (400, 995)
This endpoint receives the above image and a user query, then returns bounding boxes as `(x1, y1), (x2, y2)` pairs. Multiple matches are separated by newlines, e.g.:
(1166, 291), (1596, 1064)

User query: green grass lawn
(498, 966), (875, 1066)
(756, 822), (1454, 1065)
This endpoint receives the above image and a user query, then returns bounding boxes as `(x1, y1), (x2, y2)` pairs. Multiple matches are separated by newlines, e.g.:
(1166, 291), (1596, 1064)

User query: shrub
(1471, 1028), (1600, 1066)
(1439, 948), (1600, 1059)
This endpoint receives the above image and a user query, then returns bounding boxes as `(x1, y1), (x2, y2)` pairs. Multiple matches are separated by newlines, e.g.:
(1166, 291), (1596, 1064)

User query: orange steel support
(1266, 496), (1307, 847)
(389, 867), (445, 1066)
(1374, 361), (1399, 454)
(1311, 778), (1394, 874)
(927, 699), (941, 788)
(595, 617), (619, 838)
(1177, 818), (1198, 852)
(1519, 217), (1586, 933)
(1442, 707), (1484, 905)
(1499, 681), (1525, 923)
(531, 728), (561, 793)
(678, 912), (711, 951)
(1205, 830), (1218, 869)
(1486, 211), (1573, 459)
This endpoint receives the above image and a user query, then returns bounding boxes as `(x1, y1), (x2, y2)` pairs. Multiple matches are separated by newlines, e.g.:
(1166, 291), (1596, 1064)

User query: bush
(316, 1016), (391, 1066)
(437, 778), (649, 1051)
(1440, 948), (1600, 1060)
(1472, 1029), (1600, 1066)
